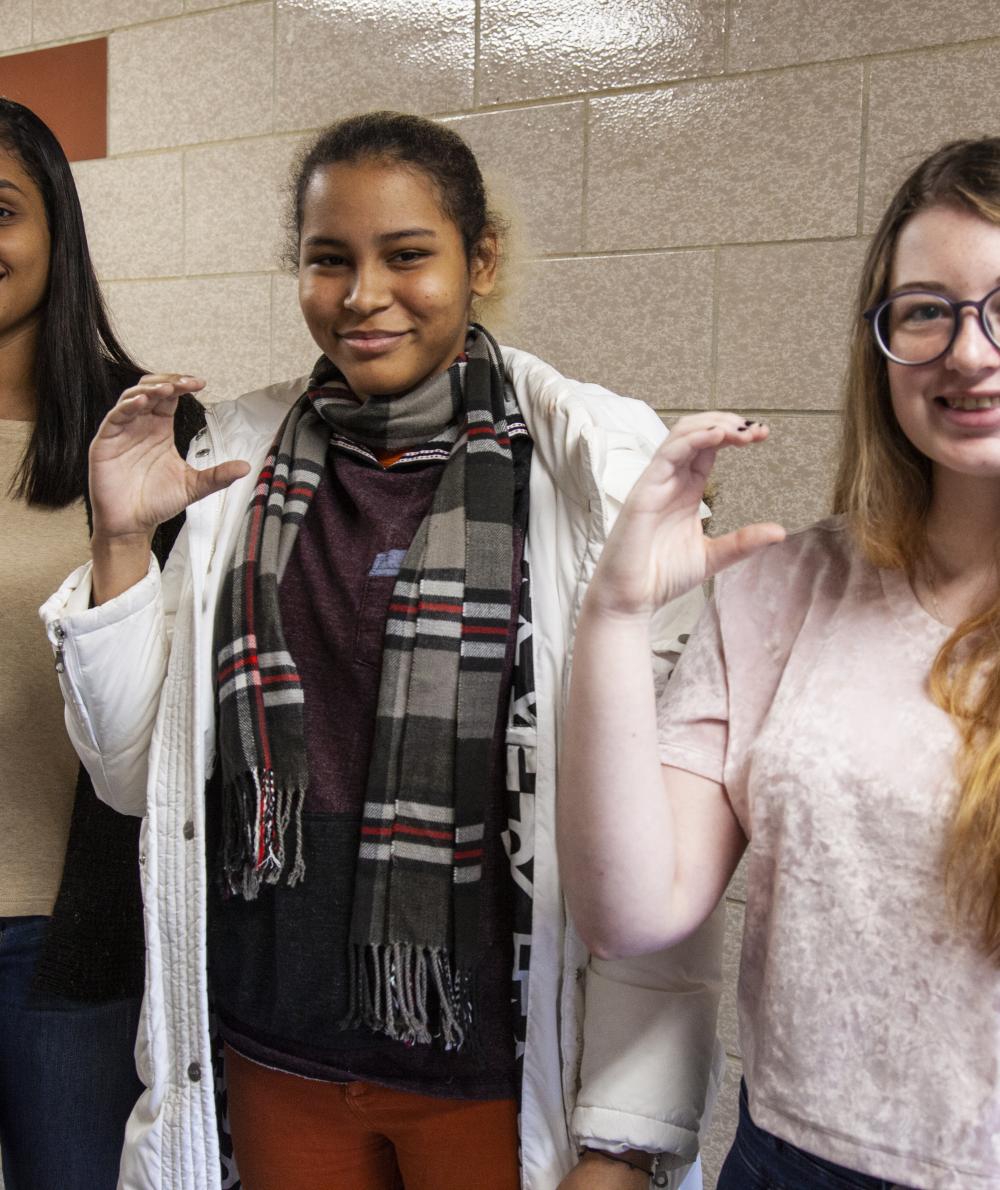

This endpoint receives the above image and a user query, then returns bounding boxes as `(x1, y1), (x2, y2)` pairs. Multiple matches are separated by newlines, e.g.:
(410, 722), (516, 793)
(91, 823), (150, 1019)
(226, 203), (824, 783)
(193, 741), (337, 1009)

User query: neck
(0, 319), (39, 420)
(921, 468), (1000, 623)
(926, 469), (1000, 578)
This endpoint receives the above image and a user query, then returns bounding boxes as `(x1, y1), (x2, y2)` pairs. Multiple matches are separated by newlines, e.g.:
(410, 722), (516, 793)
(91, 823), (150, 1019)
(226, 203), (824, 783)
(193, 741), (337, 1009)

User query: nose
(944, 308), (1000, 374)
(343, 262), (390, 316)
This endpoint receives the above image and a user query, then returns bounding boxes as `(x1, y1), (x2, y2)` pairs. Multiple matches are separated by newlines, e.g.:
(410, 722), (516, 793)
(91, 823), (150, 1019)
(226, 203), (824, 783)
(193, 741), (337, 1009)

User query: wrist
(91, 526), (155, 554)
(578, 594), (655, 633)
(91, 531), (153, 605)
(578, 1146), (656, 1176)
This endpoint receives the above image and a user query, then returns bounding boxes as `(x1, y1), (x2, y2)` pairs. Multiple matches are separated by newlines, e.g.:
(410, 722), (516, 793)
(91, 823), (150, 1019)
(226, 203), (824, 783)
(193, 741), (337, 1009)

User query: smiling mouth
(340, 330), (407, 341)
(938, 395), (1000, 410)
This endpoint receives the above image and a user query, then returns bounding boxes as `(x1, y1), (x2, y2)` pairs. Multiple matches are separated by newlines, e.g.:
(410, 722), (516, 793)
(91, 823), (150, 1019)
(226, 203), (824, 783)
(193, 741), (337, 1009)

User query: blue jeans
(717, 1082), (909, 1190)
(0, 916), (143, 1190)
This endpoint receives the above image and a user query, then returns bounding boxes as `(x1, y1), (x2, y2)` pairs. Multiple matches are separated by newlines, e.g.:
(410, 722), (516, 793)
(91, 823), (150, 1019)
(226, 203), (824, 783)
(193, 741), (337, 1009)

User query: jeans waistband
(735, 1081), (909, 1190)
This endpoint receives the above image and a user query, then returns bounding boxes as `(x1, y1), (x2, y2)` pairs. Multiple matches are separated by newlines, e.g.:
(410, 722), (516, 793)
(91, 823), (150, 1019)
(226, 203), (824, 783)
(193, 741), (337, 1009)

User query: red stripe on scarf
(218, 653), (258, 682)
(393, 824), (453, 841)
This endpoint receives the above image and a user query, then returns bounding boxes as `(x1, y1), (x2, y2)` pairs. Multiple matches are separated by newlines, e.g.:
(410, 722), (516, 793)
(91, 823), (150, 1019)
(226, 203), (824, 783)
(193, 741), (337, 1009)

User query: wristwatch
(580, 1146), (681, 1186)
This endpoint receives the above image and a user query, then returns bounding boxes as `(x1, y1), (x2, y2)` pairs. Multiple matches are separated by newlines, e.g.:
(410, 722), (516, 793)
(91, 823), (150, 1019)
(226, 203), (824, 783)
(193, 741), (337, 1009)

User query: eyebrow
(888, 278), (1000, 296)
(0, 179), (25, 196)
(303, 228), (438, 248)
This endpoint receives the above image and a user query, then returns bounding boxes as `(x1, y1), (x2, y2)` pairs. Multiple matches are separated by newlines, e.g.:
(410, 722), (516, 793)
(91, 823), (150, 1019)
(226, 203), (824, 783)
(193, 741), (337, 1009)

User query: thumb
(188, 459), (251, 504)
(704, 522), (786, 579)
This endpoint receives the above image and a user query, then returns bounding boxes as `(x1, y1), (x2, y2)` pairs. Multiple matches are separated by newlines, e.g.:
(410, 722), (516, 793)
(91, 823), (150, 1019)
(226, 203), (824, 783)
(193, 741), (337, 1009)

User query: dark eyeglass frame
(863, 283), (1000, 366)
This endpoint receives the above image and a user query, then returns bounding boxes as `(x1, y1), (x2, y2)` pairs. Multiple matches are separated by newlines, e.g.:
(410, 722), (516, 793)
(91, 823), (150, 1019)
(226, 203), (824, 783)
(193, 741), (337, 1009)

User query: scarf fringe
(341, 943), (473, 1051)
(220, 769), (306, 899)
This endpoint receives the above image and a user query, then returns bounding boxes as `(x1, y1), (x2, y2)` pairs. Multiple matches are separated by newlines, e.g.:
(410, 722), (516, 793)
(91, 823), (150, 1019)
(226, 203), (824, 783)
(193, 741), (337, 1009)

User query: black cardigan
(31, 394), (206, 1002)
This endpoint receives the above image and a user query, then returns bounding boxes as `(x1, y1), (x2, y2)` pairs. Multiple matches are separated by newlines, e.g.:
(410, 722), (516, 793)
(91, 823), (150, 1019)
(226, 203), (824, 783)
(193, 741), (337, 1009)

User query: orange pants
(225, 1045), (520, 1190)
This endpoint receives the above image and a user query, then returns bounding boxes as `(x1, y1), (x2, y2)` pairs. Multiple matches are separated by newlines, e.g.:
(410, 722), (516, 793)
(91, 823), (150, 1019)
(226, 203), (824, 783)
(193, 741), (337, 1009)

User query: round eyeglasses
(864, 284), (1000, 365)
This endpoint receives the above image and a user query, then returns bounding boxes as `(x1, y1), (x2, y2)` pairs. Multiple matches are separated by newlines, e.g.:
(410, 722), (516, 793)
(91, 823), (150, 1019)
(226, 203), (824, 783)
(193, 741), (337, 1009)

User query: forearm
(91, 530), (154, 605)
(41, 558), (168, 815)
(559, 603), (677, 957)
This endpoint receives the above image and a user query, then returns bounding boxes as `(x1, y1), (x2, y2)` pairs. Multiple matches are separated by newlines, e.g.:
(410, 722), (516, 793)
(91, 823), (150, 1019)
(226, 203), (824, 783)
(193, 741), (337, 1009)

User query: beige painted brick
(274, 0), (474, 133)
(479, 0), (725, 105)
(270, 272), (320, 385)
(719, 898), (743, 1059)
(185, 0), (255, 8)
(0, 0), (31, 51)
(104, 275), (271, 400)
(443, 103), (585, 256)
(108, 3), (273, 153)
(717, 239), (869, 412)
(865, 42), (1000, 231)
(687, 412), (840, 535)
(32, 0), (182, 41)
(727, 852), (747, 903)
(185, 135), (306, 275)
(73, 153), (184, 280)
(729, 0), (1000, 72)
(503, 251), (714, 407)
(587, 67), (864, 251)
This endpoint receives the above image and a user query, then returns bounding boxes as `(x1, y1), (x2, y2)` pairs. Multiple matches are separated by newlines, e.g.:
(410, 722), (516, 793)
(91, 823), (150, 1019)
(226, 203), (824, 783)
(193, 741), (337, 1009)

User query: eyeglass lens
(876, 290), (1000, 363)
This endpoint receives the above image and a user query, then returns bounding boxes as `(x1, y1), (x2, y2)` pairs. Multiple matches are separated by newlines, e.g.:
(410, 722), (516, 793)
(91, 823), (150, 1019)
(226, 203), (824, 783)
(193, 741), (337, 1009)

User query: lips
(338, 328), (409, 357)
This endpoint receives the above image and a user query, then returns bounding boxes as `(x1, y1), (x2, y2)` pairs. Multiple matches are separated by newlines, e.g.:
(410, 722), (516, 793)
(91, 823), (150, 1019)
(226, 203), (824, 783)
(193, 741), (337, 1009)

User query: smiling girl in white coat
(43, 112), (723, 1190)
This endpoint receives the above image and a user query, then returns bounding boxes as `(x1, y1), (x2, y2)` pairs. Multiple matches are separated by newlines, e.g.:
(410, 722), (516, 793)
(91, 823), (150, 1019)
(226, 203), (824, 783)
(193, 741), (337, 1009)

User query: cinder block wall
(6, 3), (1000, 1183)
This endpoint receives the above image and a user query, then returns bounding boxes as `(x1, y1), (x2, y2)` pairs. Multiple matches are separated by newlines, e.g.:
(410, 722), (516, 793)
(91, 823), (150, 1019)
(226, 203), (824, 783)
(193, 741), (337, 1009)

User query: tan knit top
(0, 419), (91, 915)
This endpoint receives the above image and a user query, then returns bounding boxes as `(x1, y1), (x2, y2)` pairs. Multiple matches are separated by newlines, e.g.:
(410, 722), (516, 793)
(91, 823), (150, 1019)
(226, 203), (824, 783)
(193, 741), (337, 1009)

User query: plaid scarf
(214, 327), (515, 1048)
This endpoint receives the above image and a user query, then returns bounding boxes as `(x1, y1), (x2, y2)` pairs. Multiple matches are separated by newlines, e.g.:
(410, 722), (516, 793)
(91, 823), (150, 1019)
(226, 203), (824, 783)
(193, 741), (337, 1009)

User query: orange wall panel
(0, 39), (107, 162)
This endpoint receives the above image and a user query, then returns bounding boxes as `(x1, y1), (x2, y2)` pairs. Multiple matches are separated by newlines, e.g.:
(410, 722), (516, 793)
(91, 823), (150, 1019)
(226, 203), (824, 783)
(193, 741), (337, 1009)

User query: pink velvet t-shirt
(657, 517), (1000, 1190)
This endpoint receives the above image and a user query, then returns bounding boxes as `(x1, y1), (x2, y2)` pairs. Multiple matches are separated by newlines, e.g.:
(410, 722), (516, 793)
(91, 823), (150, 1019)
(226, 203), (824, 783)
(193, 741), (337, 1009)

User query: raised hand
(88, 374), (250, 603)
(90, 374), (248, 539)
(588, 411), (785, 620)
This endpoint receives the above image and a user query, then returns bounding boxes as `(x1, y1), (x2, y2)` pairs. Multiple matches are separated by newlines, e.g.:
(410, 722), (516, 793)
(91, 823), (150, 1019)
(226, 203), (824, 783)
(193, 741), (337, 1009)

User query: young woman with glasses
(558, 136), (1000, 1190)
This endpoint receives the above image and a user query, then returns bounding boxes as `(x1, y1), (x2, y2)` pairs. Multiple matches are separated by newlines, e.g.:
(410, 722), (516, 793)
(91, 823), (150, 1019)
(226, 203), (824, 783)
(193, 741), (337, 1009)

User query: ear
(469, 230), (499, 299)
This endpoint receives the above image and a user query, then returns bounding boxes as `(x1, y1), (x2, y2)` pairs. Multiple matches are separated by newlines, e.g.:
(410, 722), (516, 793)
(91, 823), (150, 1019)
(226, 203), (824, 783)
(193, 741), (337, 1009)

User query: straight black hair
(1, 98), (143, 507)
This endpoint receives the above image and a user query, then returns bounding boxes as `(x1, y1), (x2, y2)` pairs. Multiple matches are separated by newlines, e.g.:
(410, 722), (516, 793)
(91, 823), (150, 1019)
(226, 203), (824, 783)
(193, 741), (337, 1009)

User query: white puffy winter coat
(41, 347), (724, 1190)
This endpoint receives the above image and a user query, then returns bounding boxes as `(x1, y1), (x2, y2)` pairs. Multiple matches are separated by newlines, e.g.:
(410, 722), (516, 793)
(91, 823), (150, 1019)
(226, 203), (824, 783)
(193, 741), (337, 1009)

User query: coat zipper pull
(53, 622), (66, 673)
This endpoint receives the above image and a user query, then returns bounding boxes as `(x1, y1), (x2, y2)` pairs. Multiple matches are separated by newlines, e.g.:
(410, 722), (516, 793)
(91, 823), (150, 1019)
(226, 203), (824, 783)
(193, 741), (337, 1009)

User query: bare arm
(559, 412), (783, 957)
(89, 373), (249, 603)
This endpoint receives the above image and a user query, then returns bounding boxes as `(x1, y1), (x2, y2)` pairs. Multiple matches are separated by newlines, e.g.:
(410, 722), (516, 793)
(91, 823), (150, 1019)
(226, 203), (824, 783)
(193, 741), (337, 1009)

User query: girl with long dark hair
(0, 98), (201, 1189)
(43, 111), (723, 1189)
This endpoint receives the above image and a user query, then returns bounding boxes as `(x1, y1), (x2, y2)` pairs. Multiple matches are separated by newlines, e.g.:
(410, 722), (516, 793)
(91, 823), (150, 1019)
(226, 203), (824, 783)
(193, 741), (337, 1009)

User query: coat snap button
(187, 1062), (201, 1082)
(183, 820), (195, 840)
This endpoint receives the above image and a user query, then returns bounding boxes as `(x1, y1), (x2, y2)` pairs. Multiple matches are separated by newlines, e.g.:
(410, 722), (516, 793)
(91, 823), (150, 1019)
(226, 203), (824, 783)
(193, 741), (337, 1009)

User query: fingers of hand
(643, 415), (769, 488)
(189, 459), (250, 504)
(666, 413), (768, 452)
(136, 372), (206, 392)
(116, 374), (205, 408)
(704, 522), (785, 579)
